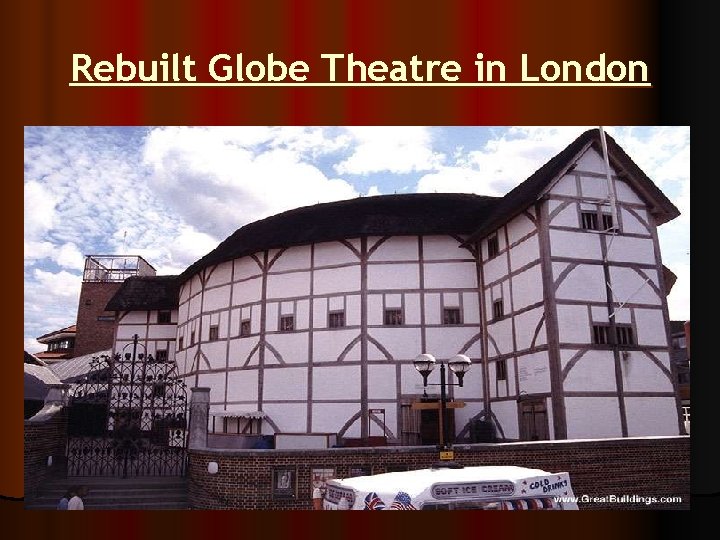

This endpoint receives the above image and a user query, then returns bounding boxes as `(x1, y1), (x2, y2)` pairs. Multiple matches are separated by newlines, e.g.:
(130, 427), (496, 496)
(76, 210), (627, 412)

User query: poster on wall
(272, 466), (298, 500)
(348, 465), (371, 478)
(311, 467), (336, 497)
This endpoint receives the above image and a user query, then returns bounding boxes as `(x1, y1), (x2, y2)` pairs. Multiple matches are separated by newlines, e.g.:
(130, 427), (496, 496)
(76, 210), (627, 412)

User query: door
(519, 398), (549, 441)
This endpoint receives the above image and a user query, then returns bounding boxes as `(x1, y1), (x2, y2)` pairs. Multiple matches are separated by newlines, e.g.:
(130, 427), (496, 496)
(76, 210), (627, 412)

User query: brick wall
(75, 281), (122, 356)
(24, 410), (68, 502)
(188, 436), (689, 510)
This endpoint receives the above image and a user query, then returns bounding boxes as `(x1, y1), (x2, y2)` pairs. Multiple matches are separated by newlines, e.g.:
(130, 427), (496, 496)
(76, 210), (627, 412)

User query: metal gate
(66, 335), (188, 477)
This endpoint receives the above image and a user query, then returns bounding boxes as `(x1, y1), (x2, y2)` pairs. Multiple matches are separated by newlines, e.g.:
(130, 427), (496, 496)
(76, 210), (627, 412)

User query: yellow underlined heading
(68, 82), (652, 88)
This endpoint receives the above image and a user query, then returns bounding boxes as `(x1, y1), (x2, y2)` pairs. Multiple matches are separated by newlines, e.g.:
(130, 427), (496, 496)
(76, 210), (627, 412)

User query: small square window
(592, 324), (610, 345)
(190, 331), (196, 346)
(329, 311), (345, 328)
(158, 310), (172, 324)
(178, 337), (184, 351)
(155, 350), (168, 363)
(280, 315), (294, 332)
(602, 213), (616, 232)
(492, 299), (504, 320)
(615, 325), (635, 346)
(443, 308), (462, 325)
(384, 309), (403, 326)
(581, 211), (599, 230)
(487, 235), (499, 258)
(240, 320), (251, 336)
(209, 325), (219, 341)
(496, 359), (507, 381)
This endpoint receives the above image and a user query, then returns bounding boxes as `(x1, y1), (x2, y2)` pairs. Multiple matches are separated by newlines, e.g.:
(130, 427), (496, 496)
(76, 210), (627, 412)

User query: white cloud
(24, 338), (45, 354)
(335, 127), (444, 175)
(24, 181), (57, 239)
(416, 166), (505, 196)
(366, 185), (382, 196)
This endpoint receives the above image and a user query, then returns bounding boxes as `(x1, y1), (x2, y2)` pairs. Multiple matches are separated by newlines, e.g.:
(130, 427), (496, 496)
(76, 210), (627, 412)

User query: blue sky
(24, 126), (690, 352)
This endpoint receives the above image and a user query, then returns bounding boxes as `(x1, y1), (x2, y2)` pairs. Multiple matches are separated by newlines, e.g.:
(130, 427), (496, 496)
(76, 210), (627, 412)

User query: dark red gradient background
(4, 0), (693, 533)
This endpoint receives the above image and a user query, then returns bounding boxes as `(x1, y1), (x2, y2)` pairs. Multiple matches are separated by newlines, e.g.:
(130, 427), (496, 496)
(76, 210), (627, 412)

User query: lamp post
(413, 353), (471, 450)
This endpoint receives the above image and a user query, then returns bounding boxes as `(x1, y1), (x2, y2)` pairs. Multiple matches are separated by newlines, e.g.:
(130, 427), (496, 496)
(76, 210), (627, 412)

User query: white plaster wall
(452, 368), (483, 400)
(605, 236), (656, 264)
(514, 307), (545, 351)
(225, 369), (258, 402)
(313, 365), (361, 400)
(188, 275), (202, 299)
(228, 337), (261, 368)
(346, 295), (361, 326)
(509, 235), (539, 271)
(424, 262), (477, 289)
(561, 349), (617, 392)
(203, 285), (231, 311)
(579, 176), (611, 199)
(400, 364), (429, 395)
(423, 236), (468, 260)
(296, 299), (310, 330)
(368, 402), (398, 437)
(425, 327), (481, 359)
(453, 402), (484, 437)
(555, 264), (607, 302)
(367, 328), (422, 360)
(369, 236), (418, 261)
(609, 267), (661, 305)
(263, 403), (307, 434)
(462, 293), (480, 325)
(404, 294), (421, 325)
(366, 295), (383, 326)
(492, 400), (519, 440)
(314, 241), (359, 266)
(206, 261), (233, 288)
(314, 265), (361, 295)
(202, 343), (227, 369)
(506, 213), (536, 245)
(550, 230), (602, 259)
(263, 367), (308, 400)
(116, 325), (148, 340)
(312, 298), (327, 328)
(179, 283), (190, 304)
(265, 303), (278, 332)
(312, 403), (361, 437)
(556, 304), (591, 343)
(198, 372), (227, 399)
(178, 301), (189, 323)
(233, 257), (263, 281)
(267, 271), (311, 299)
(575, 147), (619, 176)
(120, 311), (148, 324)
(624, 397), (680, 436)
(424, 294), (441, 324)
(482, 255), (509, 285)
(549, 203), (579, 228)
(634, 309), (669, 346)
(621, 352), (673, 392)
(565, 397), (622, 439)
(188, 294), (202, 318)
(619, 207), (650, 235)
(266, 333), (309, 364)
(516, 352), (551, 394)
(549, 174), (578, 196)
(367, 365), (397, 399)
(487, 318), (513, 357)
(271, 246), (311, 272)
(509, 264), (543, 310)
(614, 179), (644, 205)
(312, 330), (360, 363)
(368, 264), (419, 290)
(232, 276), (262, 306)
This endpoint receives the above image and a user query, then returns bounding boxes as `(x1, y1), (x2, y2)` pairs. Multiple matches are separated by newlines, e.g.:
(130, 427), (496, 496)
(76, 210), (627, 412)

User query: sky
(24, 126), (690, 353)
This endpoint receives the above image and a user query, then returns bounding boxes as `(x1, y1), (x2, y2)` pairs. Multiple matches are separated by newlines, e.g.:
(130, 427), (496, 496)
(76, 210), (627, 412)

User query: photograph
(23, 126), (689, 510)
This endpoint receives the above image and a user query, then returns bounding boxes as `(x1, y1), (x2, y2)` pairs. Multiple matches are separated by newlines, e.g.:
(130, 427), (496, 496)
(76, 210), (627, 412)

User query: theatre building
(98, 129), (684, 446)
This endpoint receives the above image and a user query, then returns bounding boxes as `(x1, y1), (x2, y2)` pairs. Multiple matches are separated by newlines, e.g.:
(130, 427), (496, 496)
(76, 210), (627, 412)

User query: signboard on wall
(272, 466), (298, 499)
(311, 467), (335, 497)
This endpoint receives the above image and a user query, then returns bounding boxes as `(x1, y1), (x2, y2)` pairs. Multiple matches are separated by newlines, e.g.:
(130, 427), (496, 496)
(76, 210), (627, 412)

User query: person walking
(57, 488), (75, 510)
(68, 486), (87, 510)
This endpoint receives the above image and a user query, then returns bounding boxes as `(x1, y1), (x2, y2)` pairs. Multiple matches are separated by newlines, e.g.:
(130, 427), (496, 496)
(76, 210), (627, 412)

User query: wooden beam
(411, 401), (466, 410)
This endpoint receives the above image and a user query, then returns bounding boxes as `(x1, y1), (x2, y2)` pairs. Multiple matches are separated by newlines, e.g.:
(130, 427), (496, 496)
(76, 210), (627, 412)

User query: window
(592, 324), (610, 345)
(492, 299), (504, 320)
(328, 311), (345, 328)
(178, 337), (184, 351)
(157, 310), (172, 324)
(443, 308), (462, 325)
(601, 213), (616, 232)
(496, 359), (507, 381)
(155, 350), (168, 363)
(240, 320), (251, 336)
(280, 315), (294, 332)
(209, 325), (219, 341)
(384, 308), (403, 326)
(487, 235), (499, 258)
(581, 211), (599, 230)
(190, 331), (196, 346)
(615, 325), (635, 346)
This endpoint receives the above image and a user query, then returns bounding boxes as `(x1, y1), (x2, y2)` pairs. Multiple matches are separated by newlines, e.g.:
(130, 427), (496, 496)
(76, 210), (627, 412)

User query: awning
(210, 410), (266, 419)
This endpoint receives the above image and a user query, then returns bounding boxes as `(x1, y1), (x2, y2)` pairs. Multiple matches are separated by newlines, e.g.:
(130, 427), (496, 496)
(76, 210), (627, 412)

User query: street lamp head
(414, 353), (436, 387)
(448, 354), (472, 387)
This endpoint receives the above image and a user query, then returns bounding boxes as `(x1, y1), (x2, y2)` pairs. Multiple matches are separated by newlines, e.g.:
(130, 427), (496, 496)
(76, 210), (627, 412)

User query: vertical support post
(440, 362), (448, 450)
(189, 387), (211, 450)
